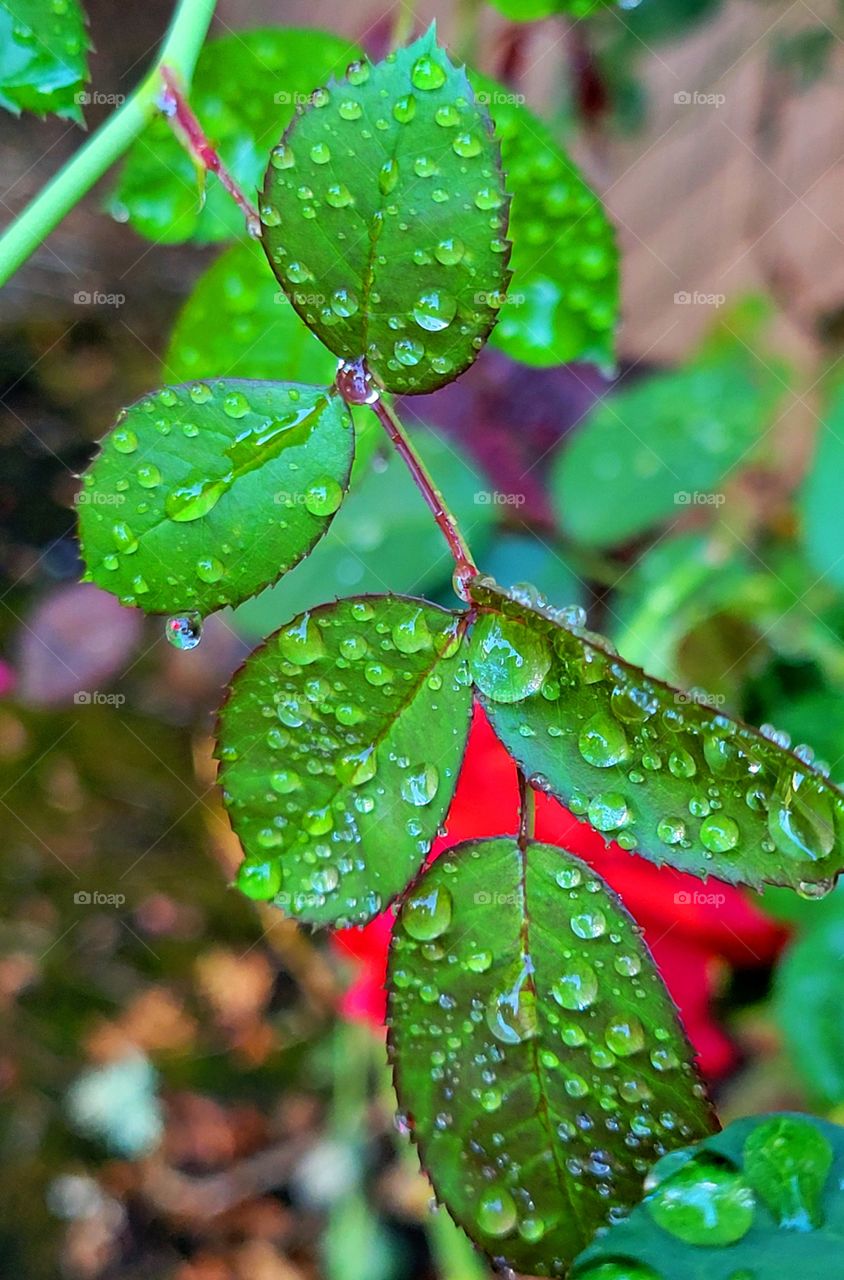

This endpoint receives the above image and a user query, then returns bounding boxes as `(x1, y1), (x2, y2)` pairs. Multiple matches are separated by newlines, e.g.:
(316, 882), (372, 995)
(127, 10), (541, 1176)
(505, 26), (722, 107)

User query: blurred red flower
(332, 704), (787, 1080)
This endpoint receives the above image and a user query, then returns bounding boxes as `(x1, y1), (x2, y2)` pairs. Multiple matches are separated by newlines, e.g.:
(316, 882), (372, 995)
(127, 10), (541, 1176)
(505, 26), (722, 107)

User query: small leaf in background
(217, 596), (472, 927)
(388, 836), (713, 1276)
(484, 532), (586, 610)
(487, 0), (617, 17)
(572, 1113), (844, 1279)
(801, 387), (844, 593)
(110, 29), (358, 243)
(78, 380), (353, 615)
(470, 74), (618, 368)
(165, 241), (338, 386)
(774, 894), (844, 1106)
(232, 427), (495, 639)
(552, 355), (785, 548)
(468, 578), (844, 894)
(0, 0), (89, 121)
(261, 27), (511, 394)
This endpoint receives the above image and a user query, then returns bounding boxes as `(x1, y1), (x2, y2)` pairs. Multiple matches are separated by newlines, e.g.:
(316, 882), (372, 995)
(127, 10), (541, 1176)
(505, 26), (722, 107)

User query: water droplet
(270, 769), (301, 795)
(552, 959), (599, 1011)
(304, 476), (343, 516)
(236, 858), (282, 901)
(346, 60), (370, 86)
(434, 103), (460, 127)
(279, 613), (326, 665)
(470, 614), (551, 703)
(413, 289), (457, 332)
(411, 54), (447, 91)
(401, 764), (439, 806)
(309, 141), (331, 165)
(113, 427), (138, 454)
(271, 142), (295, 169)
(768, 769), (835, 862)
(605, 1015), (645, 1057)
(394, 337), (425, 366)
(474, 186), (504, 210)
(392, 609), (433, 654)
(223, 391), (250, 419)
(578, 712), (630, 768)
(452, 131), (482, 158)
(403, 884), (452, 940)
(325, 183), (354, 208)
(379, 158), (399, 195)
(647, 1158), (756, 1245)
(574, 1262), (662, 1280)
(699, 814), (740, 853)
(657, 816), (686, 845)
(393, 94), (416, 123)
(588, 791), (631, 832)
(486, 960), (538, 1044)
(137, 463), (161, 488)
(166, 612), (202, 650)
(196, 556), (224, 583)
(571, 909), (607, 940)
(743, 1114), (833, 1231)
(434, 236), (465, 266)
(331, 288), (359, 317)
(338, 99), (362, 121)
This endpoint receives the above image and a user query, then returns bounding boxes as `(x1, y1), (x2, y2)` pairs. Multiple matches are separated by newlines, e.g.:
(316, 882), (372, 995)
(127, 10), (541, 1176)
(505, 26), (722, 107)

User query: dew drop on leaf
(646, 1158), (756, 1245)
(403, 884), (453, 941)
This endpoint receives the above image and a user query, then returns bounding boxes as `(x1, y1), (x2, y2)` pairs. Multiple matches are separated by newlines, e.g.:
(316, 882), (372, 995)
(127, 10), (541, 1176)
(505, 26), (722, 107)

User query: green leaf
(232, 426), (495, 638)
(467, 577), (844, 894)
(468, 75), (617, 366)
(552, 356), (785, 549)
(387, 836), (714, 1277)
(0, 0), (89, 121)
(487, 0), (616, 17)
(260, 26), (511, 394)
(217, 595), (472, 926)
(165, 241), (338, 386)
(802, 388), (844, 593)
(110, 28), (357, 244)
(774, 896), (844, 1105)
(78, 380), (354, 615)
(573, 1113), (844, 1279)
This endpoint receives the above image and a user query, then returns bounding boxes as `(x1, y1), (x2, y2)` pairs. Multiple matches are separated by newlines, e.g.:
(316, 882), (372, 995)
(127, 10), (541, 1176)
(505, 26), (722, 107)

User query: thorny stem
(369, 393), (478, 589)
(518, 769), (536, 851)
(0, 0), (217, 288)
(158, 66), (261, 237)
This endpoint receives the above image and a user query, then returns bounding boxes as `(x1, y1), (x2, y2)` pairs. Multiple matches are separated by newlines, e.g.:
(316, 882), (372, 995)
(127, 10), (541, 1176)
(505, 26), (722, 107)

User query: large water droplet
(486, 960), (538, 1045)
(279, 613), (326, 665)
(304, 476), (343, 516)
(470, 614), (551, 704)
(166, 612), (202, 650)
(235, 858), (282, 901)
(647, 1158), (756, 1245)
(403, 884), (452, 940)
(768, 769), (835, 862)
(551, 959), (599, 1011)
(410, 54), (447, 91)
(412, 289), (457, 332)
(742, 1114), (833, 1231)
(699, 814), (740, 853)
(401, 764), (439, 806)
(578, 712), (630, 768)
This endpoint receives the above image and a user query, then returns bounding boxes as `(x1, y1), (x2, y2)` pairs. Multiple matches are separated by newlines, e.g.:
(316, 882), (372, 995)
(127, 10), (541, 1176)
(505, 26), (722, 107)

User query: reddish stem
(158, 66), (261, 237)
(368, 393), (477, 592)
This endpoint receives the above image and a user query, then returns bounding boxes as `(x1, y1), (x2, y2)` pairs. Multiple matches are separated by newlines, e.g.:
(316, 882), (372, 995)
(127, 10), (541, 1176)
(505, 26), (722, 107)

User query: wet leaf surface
(261, 27), (511, 393)
(0, 0), (89, 121)
(217, 595), (472, 926)
(388, 836), (713, 1276)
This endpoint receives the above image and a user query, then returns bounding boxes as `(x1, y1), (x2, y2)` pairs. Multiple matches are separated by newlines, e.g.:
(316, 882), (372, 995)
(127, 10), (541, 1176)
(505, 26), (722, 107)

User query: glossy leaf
(573, 1113), (844, 1279)
(471, 74), (618, 367)
(801, 387), (844, 593)
(388, 836), (713, 1277)
(552, 356), (785, 548)
(165, 241), (338, 386)
(261, 26), (511, 394)
(467, 577), (844, 894)
(217, 595), (472, 926)
(110, 29), (357, 244)
(774, 895), (844, 1105)
(487, 0), (616, 16)
(78, 380), (353, 615)
(233, 426), (495, 639)
(0, 0), (89, 121)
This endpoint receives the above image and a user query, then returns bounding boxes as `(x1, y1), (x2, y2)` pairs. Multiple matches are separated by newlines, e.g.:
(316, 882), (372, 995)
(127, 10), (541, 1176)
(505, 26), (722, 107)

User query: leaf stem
(0, 0), (217, 288)
(518, 769), (536, 850)
(368, 393), (478, 595)
(159, 66), (261, 237)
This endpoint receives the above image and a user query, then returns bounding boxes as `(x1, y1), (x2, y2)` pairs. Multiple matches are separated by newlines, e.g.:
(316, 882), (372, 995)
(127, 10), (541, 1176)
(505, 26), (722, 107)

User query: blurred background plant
(2, 0), (844, 1276)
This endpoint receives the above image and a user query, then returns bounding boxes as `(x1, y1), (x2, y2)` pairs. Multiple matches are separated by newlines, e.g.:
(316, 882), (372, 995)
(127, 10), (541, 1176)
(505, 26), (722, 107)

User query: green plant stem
(369, 395), (477, 585)
(0, 0), (217, 288)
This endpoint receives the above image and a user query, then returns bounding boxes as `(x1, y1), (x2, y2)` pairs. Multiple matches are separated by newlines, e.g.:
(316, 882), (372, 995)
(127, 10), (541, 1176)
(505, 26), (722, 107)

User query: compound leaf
(471, 74), (618, 367)
(573, 1113), (844, 1279)
(388, 836), (714, 1277)
(0, 0), (90, 121)
(217, 595), (472, 926)
(552, 355), (785, 549)
(261, 26), (511, 394)
(165, 241), (338, 386)
(467, 578), (844, 895)
(110, 28), (357, 244)
(78, 380), (353, 615)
